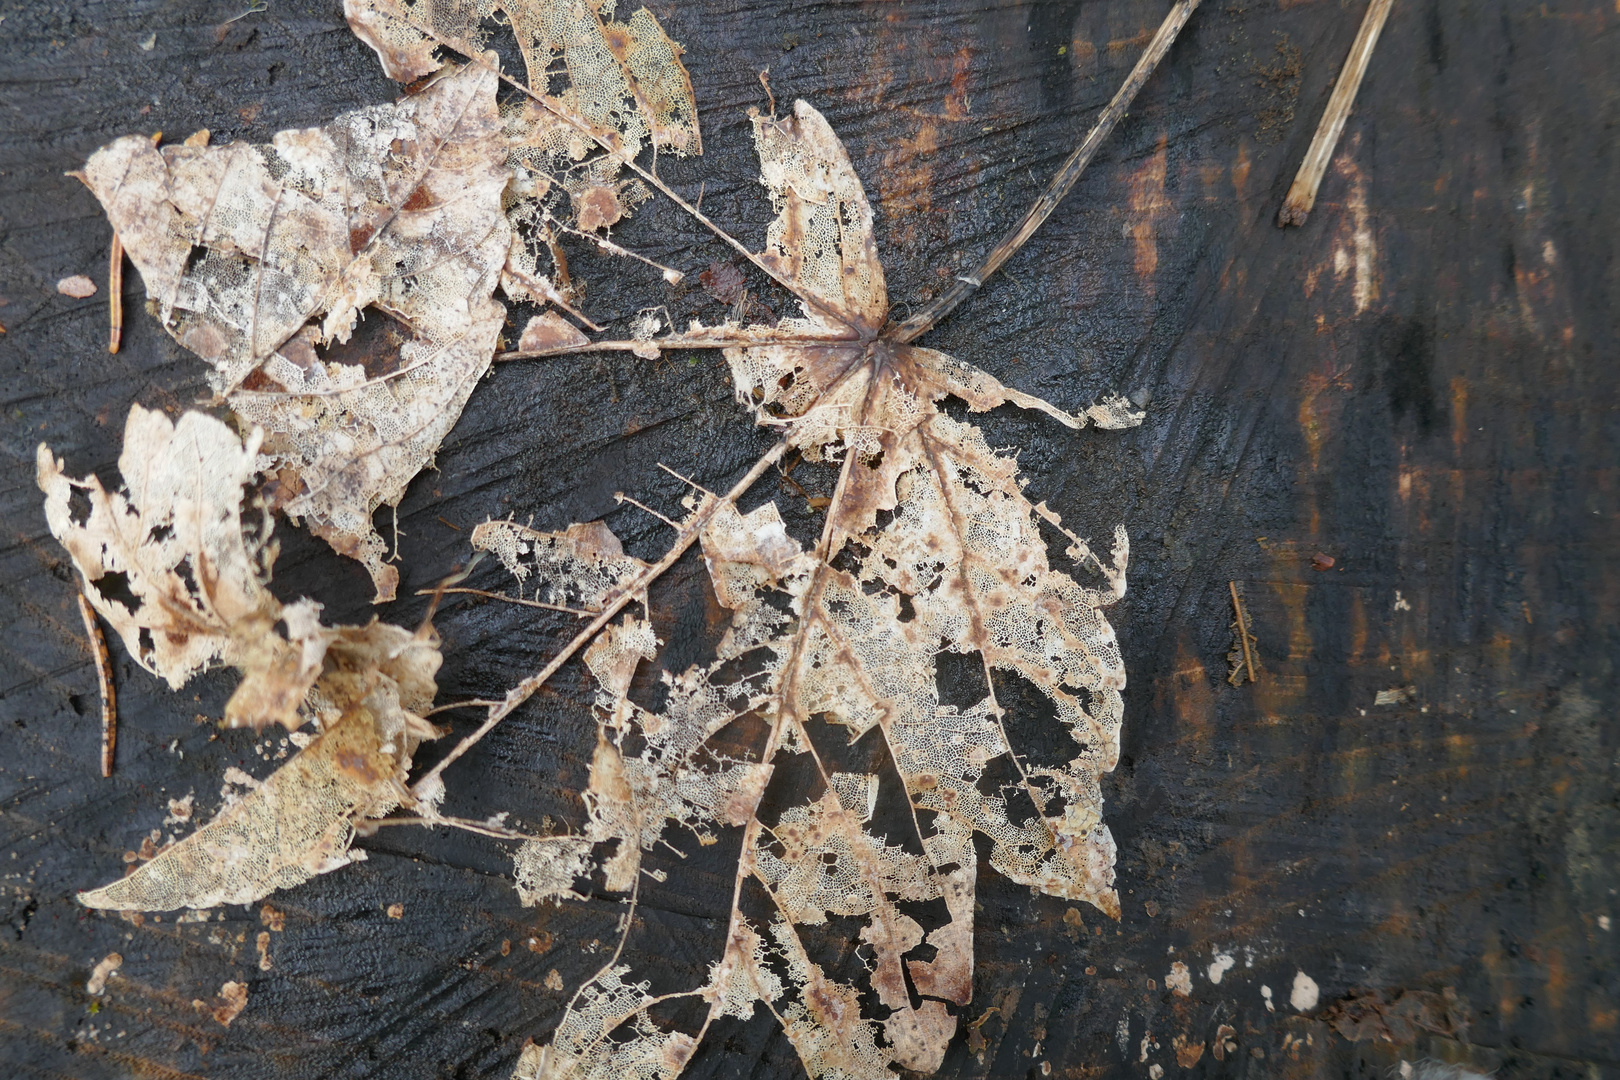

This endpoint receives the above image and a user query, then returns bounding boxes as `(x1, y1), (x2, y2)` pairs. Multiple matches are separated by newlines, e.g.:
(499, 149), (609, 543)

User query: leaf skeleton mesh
(78, 696), (409, 912)
(470, 519), (648, 607)
(81, 62), (512, 602)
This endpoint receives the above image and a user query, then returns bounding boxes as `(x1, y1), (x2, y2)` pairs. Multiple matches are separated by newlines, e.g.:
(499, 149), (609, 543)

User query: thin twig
(107, 233), (124, 354)
(545, 211), (684, 284)
(1277, 0), (1395, 227)
(494, 326), (856, 362)
(421, 586), (595, 617)
(422, 699), (506, 717)
(77, 594), (115, 777)
(410, 439), (789, 801)
(366, 815), (536, 842)
(616, 494), (679, 528)
(889, 0), (1203, 343)
(1229, 580), (1256, 685)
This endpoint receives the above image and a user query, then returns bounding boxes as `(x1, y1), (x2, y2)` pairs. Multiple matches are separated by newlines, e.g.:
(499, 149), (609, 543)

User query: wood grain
(0, 1), (1614, 1077)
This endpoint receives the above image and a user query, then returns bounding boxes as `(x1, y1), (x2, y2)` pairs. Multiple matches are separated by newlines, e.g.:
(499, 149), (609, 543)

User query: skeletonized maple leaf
(39, 406), (442, 910)
(476, 96), (1141, 1079)
(78, 61), (511, 601)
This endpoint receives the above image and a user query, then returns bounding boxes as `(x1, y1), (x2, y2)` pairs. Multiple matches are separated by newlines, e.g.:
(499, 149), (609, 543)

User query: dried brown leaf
(42, 408), (442, 911)
(519, 311), (590, 353)
(346, 0), (702, 323)
(58, 2), (1184, 1073)
(38, 405), (316, 730)
(80, 62), (511, 601)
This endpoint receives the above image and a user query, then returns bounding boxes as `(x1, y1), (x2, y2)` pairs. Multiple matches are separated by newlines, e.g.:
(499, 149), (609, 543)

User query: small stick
(1277, 0), (1395, 227)
(108, 233), (124, 354)
(77, 594), (116, 776)
(1228, 580), (1256, 687)
(890, 0), (1203, 343)
(363, 815), (537, 842)
(420, 586), (596, 617)
(410, 439), (788, 802)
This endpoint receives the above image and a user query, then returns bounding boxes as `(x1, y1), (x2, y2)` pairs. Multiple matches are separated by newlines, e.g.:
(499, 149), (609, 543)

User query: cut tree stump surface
(1, 2), (1615, 1078)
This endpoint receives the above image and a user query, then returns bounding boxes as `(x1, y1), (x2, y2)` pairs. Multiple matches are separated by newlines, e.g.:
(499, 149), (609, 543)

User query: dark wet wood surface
(1, 1), (1615, 1078)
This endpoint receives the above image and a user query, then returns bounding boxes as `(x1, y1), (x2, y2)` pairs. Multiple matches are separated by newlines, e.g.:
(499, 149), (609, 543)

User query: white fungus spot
(1290, 970), (1319, 1012)
(1207, 951), (1235, 985)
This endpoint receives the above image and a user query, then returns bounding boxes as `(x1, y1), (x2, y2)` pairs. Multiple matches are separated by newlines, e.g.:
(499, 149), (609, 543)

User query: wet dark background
(1, 1), (1615, 1077)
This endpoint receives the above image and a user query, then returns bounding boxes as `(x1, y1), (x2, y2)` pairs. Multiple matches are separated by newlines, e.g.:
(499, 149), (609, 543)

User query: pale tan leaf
(750, 100), (887, 331)
(502, 80), (1148, 1080)
(43, 408), (443, 909)
(81, 62), (510, 600)
(516, 965), (697, 1080)
(512, 835), (594, 905)
(346, 0), (702, 319)
(518, 310), (589, 352)
(36, 405), (321, 730)
(232, 300), (506, 603)
(79, 685), (422, 911)
(470, 518), (648, 610)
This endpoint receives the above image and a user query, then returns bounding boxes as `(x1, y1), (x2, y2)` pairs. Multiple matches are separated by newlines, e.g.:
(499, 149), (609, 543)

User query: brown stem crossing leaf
(474, 91), (1142, 1079)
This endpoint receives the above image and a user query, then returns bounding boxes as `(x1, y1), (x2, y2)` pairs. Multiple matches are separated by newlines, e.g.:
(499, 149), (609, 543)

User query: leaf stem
(409, 438), (788, 801)
(888, 0), (1203, 344)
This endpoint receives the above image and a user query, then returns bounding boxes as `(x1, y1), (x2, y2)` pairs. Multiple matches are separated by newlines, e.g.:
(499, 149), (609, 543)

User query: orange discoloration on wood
(1231, 139), (1251, 203)
(879, 121), (940, 250)
(1165, 633), (1214, 752)
(1254, 580), (1312, 719)
(1348, 589), (1368, 666)
(944, 46), (972, 121)
(1126, 133), (1169, 287)
(1298, 363), (1352, 475)
(1451, 377), (1470, 454)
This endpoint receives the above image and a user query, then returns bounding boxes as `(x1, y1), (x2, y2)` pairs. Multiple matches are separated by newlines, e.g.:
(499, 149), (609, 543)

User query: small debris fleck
(698, 261), (746, 305)
(138, 33), (156, 51)
(1166, 961), (1192, 997)
(58, 275), (98, 298)
(1291, 970), (1320, 1012)
(199, 980), (248, 1027)
(544, 968), (564, 991)
(1310, 552), (1335, 571)
(386, 903), (403, 919)
(256, 930), (272, 971)
(259, 903), (284, 931)
(87, 952), (122, 995)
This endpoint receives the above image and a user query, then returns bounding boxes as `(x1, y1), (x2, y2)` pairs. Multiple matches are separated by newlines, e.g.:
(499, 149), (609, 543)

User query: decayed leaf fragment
(79, 61), (511, 601)
(483, 98), (1141, 1080)
(39, 407), (442, 910)
(344, 0), (701, 321)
